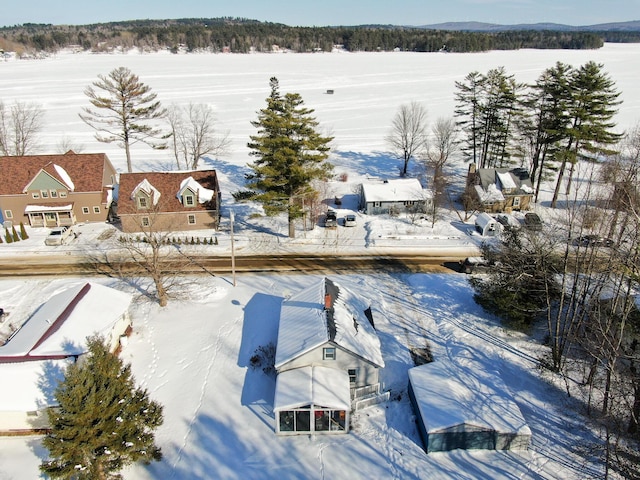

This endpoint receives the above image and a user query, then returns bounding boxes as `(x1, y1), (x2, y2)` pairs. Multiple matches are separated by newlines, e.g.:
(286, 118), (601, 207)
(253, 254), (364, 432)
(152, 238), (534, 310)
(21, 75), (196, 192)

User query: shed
(475, 212), (501, 237)
(408, 360), (531, 453)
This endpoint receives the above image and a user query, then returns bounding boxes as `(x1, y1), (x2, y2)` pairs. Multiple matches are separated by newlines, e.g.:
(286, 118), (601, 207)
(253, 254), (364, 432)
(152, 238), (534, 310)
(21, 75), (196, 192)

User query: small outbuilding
(408, 360), (531, 453)
(474, 212), (501, 237)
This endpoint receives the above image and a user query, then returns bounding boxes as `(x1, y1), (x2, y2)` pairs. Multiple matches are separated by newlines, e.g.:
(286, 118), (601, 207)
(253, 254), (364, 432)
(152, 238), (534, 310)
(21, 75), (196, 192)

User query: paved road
(0, 252), (470, 277)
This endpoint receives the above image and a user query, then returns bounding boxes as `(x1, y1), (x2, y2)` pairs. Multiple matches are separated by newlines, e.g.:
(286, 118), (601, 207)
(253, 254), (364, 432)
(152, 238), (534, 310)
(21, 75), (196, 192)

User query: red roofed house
(0, 151), (118, 227)
(117, 170), (221, 233)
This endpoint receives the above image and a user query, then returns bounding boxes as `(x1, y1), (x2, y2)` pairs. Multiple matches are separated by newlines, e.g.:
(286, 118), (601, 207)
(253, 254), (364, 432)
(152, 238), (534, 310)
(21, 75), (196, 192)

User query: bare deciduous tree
(386, 101), (428, 176)
(427, 116), (458, 177)
(166, 103), (229, 170)
(0, 101), (44, 156)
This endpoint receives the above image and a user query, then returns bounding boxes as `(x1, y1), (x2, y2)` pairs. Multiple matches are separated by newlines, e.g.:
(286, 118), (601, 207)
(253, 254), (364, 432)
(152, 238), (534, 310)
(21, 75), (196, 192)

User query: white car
(44, 226), (76, 246)
(344, 214), (357, 227)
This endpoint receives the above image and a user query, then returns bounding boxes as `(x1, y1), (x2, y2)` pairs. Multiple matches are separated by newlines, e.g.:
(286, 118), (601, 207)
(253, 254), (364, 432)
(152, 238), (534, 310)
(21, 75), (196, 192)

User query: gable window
(4, 210), (13, 219)
(184, 195), (195, 207)
(513, 196), (521, 208)
(348, 369), (357, 384)
(50, 190), (58, 198)
(32, 192), (40, 199)
(323, 347), (336, 360)
(137, 196), (148, 209)
(141, 216), (150, 227)
(187, 214), (196, 225)
(40, 190), (49, 198)
(82, 207), (90, 214)
(93, 206), (101, 214)
(59, 191), (67, 198)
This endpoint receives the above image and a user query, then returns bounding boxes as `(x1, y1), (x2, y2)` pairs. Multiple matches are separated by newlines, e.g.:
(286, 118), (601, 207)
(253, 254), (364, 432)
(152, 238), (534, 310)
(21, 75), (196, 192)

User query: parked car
(460, 257), (492, 274)
(496, 213), (520, 230)
(44, 226), (76, 246)
(524, 213), (542, 231)
(344, 214), (357, 227)
(573, 234), (614, 248)
(324, 210), (337, 228)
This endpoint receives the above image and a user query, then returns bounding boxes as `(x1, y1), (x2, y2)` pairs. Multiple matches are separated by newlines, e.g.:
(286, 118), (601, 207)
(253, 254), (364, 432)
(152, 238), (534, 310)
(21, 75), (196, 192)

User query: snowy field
(1, 44), (640, 479)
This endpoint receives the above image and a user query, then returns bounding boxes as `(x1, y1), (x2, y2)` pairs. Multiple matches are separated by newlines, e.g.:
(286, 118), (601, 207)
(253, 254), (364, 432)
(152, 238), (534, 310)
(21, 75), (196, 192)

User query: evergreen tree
(11, 225), (19, 242)
(41, 336), (163, 480)
(247, 77), (333, 238)
(4, 228), (12, 244)
(550, 61), (622, 207)
(19, 222), (29, 240)
(79, 66), (169, 173)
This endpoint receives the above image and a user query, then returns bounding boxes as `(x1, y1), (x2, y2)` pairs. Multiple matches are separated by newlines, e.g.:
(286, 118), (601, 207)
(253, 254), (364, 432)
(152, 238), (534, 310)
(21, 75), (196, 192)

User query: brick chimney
(324, 293), (332, 310)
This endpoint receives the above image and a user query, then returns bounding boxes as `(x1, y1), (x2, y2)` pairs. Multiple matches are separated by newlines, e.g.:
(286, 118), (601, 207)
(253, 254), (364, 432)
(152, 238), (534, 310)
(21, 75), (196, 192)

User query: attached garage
(408, 360), (531, 453)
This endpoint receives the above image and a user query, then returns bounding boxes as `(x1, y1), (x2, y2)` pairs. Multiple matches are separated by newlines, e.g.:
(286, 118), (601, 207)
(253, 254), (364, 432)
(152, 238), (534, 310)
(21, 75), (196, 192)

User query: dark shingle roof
(0, 152), (113, 195)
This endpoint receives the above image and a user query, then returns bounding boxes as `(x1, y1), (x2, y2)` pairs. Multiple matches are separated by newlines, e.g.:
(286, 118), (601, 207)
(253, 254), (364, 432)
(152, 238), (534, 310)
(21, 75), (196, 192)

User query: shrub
(19, 223), (29, 240)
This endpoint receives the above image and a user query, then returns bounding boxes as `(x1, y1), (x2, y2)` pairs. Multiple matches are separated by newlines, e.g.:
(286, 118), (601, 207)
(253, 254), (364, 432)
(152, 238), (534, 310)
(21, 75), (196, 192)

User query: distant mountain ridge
(418, 20), (640, 32)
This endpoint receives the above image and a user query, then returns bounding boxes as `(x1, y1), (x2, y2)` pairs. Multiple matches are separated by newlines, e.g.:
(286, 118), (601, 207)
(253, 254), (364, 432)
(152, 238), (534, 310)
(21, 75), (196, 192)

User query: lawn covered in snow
(1, 44), (639, 478)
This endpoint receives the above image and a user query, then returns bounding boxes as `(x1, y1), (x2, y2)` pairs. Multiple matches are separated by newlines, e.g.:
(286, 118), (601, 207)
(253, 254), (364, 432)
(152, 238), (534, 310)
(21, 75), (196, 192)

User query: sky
(2, 0), (640, 29)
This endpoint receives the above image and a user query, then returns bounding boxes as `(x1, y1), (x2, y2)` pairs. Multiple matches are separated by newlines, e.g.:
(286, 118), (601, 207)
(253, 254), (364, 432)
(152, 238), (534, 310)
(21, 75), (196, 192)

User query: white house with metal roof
(273, 277), (385, 435)
(359, 178), (431, 215)
(0, 282), (132, 432)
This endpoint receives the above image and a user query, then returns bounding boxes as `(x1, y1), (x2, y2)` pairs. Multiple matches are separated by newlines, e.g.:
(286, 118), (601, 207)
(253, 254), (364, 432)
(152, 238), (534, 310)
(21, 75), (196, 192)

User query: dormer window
(137, 196), (148, 209)
(184, 195), (195, 207)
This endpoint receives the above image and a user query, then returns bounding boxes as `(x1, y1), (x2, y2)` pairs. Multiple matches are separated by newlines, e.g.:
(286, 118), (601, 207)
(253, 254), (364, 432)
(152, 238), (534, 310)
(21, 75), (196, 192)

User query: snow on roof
(475, 183), (505, 203)
(273, 366), (351, 411)
(274, 278), (384, 369)
(53, 164), (75, 191)
(0, 282), (132, 359)
(24, 204), (73, 213)
(496, 171), (517, 191)
(361, 178), (428, 203)
(0, 358), (70, 411)
(132, 178), (161, 205)
(408, 360), (531, 435)
(475, 212), (497, 228)
(177, 176), (214, 203)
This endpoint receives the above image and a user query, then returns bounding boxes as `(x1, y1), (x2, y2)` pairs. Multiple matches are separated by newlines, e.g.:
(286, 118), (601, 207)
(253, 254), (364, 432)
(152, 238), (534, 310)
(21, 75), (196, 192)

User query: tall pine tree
(247, 77), (333, 238)
(41, 336), (163, 480)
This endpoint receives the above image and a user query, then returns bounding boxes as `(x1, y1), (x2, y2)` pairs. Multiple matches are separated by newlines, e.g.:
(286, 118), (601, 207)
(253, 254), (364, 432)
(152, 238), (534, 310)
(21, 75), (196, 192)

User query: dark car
(324, 210), (337, 228)
(460, 257), (492, 274)
(574, 234), (614, 248)
(524, 213), (542, 231)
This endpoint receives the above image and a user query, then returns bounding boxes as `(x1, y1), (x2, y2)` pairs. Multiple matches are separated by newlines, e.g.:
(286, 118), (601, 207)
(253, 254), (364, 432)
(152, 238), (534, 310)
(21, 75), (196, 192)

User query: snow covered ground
(1, 44), (639, 479)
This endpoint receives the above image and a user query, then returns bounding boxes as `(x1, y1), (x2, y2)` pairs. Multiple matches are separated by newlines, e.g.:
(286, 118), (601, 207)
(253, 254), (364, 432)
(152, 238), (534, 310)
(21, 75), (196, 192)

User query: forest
(2, 17), (637, 55)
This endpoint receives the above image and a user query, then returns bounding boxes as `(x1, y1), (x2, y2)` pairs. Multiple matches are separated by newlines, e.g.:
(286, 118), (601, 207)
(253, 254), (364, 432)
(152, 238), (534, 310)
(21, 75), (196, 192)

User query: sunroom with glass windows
(274, 366), (350, 435)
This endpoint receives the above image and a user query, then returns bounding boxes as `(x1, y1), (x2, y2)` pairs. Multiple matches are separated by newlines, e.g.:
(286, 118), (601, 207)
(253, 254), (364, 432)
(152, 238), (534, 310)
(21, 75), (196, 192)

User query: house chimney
(324, 293), (332, 310)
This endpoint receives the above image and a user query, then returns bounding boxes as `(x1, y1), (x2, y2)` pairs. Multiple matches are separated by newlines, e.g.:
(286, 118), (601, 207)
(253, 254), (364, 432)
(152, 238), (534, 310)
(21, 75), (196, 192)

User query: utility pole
(230, 210), (236, 287)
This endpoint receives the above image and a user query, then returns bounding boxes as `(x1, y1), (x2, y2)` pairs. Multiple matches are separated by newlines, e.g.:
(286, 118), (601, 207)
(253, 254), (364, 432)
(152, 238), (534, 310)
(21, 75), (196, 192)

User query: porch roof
(274, 366), (351, 412)
(24, 203), (73, 213)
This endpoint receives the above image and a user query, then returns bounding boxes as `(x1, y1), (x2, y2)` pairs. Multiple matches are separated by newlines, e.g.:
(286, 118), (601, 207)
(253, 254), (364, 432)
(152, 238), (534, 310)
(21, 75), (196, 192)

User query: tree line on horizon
(2, 17), (631, 55)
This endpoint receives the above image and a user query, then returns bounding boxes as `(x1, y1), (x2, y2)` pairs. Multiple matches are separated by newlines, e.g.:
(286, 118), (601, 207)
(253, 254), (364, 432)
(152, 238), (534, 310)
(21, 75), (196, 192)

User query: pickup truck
(324, 210), (337, 228)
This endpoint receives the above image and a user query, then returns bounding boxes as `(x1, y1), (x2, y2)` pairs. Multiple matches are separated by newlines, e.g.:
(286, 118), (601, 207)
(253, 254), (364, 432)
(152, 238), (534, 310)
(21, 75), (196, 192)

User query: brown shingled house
(116, 170), (221, 233)
(0, 151), (117, 227)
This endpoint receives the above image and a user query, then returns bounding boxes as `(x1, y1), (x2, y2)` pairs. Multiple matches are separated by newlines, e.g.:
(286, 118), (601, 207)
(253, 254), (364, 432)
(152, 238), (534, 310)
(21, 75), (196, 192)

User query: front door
(45, 212), (58, 227)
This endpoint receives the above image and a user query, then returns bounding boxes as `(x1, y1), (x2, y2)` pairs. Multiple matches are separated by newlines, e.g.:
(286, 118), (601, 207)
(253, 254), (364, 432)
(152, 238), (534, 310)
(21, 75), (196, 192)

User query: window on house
(93, 206), (101, 214)
(323, 347), (336, 360)
(141, 216), (150, 227)
(82, 207), (90, 214)
(373, 201), (381, 208)
(32, 192), (40, 199)
(50, 190), (58, 198)
(187, 214), (196, 225)
(4, 210), (13, 219)
(138, 197), (148, 209)
(513, 196), (521, 208)
(184, 195), (195, 207)
(348, 369), (357, 384)
(59, 191), (67, 198)
(41, 190), (49, 198)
